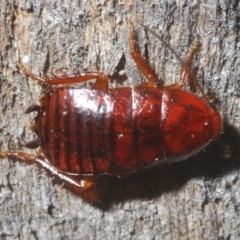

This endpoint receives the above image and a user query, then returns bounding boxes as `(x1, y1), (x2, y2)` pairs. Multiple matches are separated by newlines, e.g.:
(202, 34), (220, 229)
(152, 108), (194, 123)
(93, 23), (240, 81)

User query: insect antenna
(136, 21), (183, 64)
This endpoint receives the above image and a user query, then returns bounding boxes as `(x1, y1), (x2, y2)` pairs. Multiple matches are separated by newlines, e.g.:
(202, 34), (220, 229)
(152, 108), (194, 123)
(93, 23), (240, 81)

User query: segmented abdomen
(36, 87), (216, 175)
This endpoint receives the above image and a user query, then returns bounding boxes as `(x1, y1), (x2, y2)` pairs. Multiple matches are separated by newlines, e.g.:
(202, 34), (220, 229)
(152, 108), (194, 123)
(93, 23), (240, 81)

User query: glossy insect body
(32, 87), (221, 176)
(0, 22), (222, 190)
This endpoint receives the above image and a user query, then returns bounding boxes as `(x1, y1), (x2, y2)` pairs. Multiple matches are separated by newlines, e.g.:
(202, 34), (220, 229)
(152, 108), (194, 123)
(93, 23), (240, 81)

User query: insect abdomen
(35, 87), (220, 176)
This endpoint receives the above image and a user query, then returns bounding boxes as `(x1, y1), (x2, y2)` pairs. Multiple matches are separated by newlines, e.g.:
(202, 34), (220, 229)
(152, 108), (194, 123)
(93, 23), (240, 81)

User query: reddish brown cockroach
(0, 22), (222, 191)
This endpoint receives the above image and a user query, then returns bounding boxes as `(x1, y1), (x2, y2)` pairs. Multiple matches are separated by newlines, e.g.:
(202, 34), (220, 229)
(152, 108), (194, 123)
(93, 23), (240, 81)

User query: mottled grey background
(0, 0), (240, 239)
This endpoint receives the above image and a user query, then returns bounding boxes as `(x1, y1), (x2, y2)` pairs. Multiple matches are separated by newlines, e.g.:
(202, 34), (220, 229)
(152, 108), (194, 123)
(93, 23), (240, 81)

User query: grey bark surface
(0, 0), (240, 239)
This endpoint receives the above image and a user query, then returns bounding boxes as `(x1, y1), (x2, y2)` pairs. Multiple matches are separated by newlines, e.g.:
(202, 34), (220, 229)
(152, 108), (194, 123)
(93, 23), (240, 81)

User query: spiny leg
(15, 61), (109, 91)
(0, 151), (92, 190)
(129, 21), (158, 88)
(166, 40), (208, 100)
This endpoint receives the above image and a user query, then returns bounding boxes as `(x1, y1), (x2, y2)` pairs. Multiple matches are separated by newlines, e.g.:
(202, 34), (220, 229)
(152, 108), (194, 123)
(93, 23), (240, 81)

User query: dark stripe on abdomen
(62, 89), (71, 170)
(40, 94), (50, 160)
(47, 91), (59, 166)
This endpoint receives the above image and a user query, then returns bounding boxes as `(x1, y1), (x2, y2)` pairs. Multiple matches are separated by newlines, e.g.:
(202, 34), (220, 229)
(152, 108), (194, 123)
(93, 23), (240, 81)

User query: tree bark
(0, 0), (240, 239)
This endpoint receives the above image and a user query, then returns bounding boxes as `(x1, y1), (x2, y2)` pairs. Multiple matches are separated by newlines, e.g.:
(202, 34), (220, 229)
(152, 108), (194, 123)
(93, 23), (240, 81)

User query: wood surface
(0, 0), (240, 239)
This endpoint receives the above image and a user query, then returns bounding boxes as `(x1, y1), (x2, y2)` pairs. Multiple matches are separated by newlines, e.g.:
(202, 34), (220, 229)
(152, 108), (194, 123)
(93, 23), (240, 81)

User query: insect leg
(0, 151), (92, 190)
(15, 61), (109, 91)
(129, 21), (158, 88)
(35, 157), (93, 190)
(15, 61), (47, 83)
(165, 40), (208, 100)
(0, 151), (36, 162)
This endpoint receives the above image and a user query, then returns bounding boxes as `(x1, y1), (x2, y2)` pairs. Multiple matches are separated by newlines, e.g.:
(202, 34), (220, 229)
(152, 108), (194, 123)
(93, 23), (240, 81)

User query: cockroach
(0, 22), (222, 191)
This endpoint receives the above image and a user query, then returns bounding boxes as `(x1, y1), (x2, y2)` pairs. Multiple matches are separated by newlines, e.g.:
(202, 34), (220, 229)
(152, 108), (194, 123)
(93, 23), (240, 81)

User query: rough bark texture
(0, 0), (240, 239)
